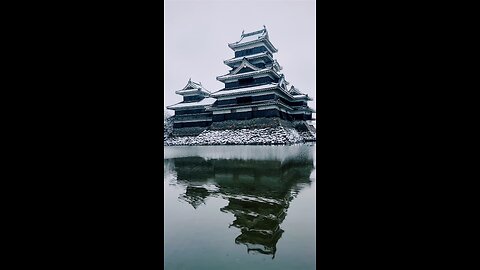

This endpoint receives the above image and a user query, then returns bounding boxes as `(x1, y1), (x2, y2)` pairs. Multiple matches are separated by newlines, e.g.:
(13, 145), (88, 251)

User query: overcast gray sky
(164, 0), (316, 114)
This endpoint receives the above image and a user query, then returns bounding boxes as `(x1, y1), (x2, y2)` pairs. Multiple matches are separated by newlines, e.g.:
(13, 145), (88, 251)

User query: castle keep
(167, 26), (315, 136)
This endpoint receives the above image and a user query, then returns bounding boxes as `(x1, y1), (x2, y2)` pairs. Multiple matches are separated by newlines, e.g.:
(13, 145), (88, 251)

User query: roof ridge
(179, 78), (211, 93)
(242, 29), (265, 37)
(230, 58), (260, 75)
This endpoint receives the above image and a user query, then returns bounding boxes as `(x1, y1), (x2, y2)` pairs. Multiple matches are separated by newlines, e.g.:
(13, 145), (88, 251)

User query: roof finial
(189, 77), (191, 82)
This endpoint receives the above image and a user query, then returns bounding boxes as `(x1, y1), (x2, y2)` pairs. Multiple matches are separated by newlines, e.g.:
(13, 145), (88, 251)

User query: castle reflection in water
(164, 153), (314, 259)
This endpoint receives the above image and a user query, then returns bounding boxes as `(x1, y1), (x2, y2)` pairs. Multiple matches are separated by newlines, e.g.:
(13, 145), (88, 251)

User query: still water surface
(164, 145), (316, 270)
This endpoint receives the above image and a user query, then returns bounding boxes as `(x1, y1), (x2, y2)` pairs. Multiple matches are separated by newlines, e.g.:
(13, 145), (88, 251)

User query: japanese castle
(167, 26), (315, 130)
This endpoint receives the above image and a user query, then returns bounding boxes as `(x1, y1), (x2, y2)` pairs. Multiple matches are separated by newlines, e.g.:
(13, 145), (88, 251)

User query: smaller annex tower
(166, 79), (215, 129)
(210, 26), (315, 122)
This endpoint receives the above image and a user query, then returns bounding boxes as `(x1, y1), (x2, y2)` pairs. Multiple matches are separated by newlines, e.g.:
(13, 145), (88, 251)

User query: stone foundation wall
(164, 117), (315, 146)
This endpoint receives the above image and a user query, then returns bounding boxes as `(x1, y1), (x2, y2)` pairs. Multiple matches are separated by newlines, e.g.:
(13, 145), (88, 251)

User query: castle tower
(210, 26), (315, 121)
(166, 79), (215, 129)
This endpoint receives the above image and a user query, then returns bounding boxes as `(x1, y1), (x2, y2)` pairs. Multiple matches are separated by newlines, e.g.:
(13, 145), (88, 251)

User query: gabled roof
(273, 60), (282, 71)
(231, 58), (260, 75)
(175, 78), (211, 96)
(278, 75), (289, 91)
(228, 26), (278, 53)
(289, 85), (313, 100)
(223, 52), (273, 67)
(166, 97), (216, 110)
(216, 66), (281, 82)
(289, 85), (303, 95)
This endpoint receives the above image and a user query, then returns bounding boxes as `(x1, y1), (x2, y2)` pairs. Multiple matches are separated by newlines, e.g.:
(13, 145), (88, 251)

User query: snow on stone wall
(164, 117), (316, 146)
(164, 126), (307, 146)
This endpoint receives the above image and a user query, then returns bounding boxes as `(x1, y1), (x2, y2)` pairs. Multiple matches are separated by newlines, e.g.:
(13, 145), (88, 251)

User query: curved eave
(212, 85), (294, 100)
(223, 52), (273, 66)
(275, 100), (293, 110)
(167, 104), (212, 110)
(293, 95), (313, 101)
(165, 103), (181, 110)
(208, 100), (276, 111)
(300, 106), (316, 113)
(290, 106), (315, 113)
(211, 84), (279, 98)
(216, 68), (281, 82)
(207, 100), (292, 111)
(175, 89), (210, 96)
(263, 38), (278, 52)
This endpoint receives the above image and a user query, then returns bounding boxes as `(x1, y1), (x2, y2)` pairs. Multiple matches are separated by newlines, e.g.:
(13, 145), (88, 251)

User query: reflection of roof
(179, 186), (210, 209)
(222, 198), (286, 259)
(168, 155), (315, 260)
(166, 97), (216, 109)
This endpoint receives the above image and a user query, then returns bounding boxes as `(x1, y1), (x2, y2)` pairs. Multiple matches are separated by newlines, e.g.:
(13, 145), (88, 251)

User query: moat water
(164, 145), (316, 270)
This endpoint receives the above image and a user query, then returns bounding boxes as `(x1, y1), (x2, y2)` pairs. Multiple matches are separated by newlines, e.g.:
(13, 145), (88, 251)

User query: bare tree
(164, 109), (172, 122)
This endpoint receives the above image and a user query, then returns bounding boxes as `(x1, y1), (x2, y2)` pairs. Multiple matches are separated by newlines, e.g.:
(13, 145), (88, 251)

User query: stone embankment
(164, 117), (316, 146)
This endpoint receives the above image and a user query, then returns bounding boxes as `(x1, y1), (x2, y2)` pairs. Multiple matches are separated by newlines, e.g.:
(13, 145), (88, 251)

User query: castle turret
(166, 79), (215, 129)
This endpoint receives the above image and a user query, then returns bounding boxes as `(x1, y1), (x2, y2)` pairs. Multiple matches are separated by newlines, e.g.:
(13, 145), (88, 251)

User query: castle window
(238, 77), (254, 86)
(236, 96), (252, 104)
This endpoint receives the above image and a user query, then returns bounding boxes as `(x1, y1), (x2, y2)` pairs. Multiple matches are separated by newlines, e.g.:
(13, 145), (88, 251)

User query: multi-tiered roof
(167, 78), (216, 110)
(228, 26), (278, 53)
(211, 26), (314, 120)
(167, 26), (315, 130)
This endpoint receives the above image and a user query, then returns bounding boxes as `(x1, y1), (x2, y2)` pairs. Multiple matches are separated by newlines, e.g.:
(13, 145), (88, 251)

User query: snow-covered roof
(223, 52), (273, 66)
(278, 75), (289, 90)
(231, 28), (266, 44)
(166, 97), (216, 110)
(175, 78), (211, 96)
(208, 100), (277, 111)
(290, 106), (316, 114)
(228, 26), (278, 53)
(289, 85), (312, 100)
(273, 60), (282, 71)
(216, 66), (280, 82)
(289, 85), (303, 95)
(207, 99), (295, 111)
(230, 58), (260, 74)
(211, 83), (279, 97)
(292, 94), (313, 101)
